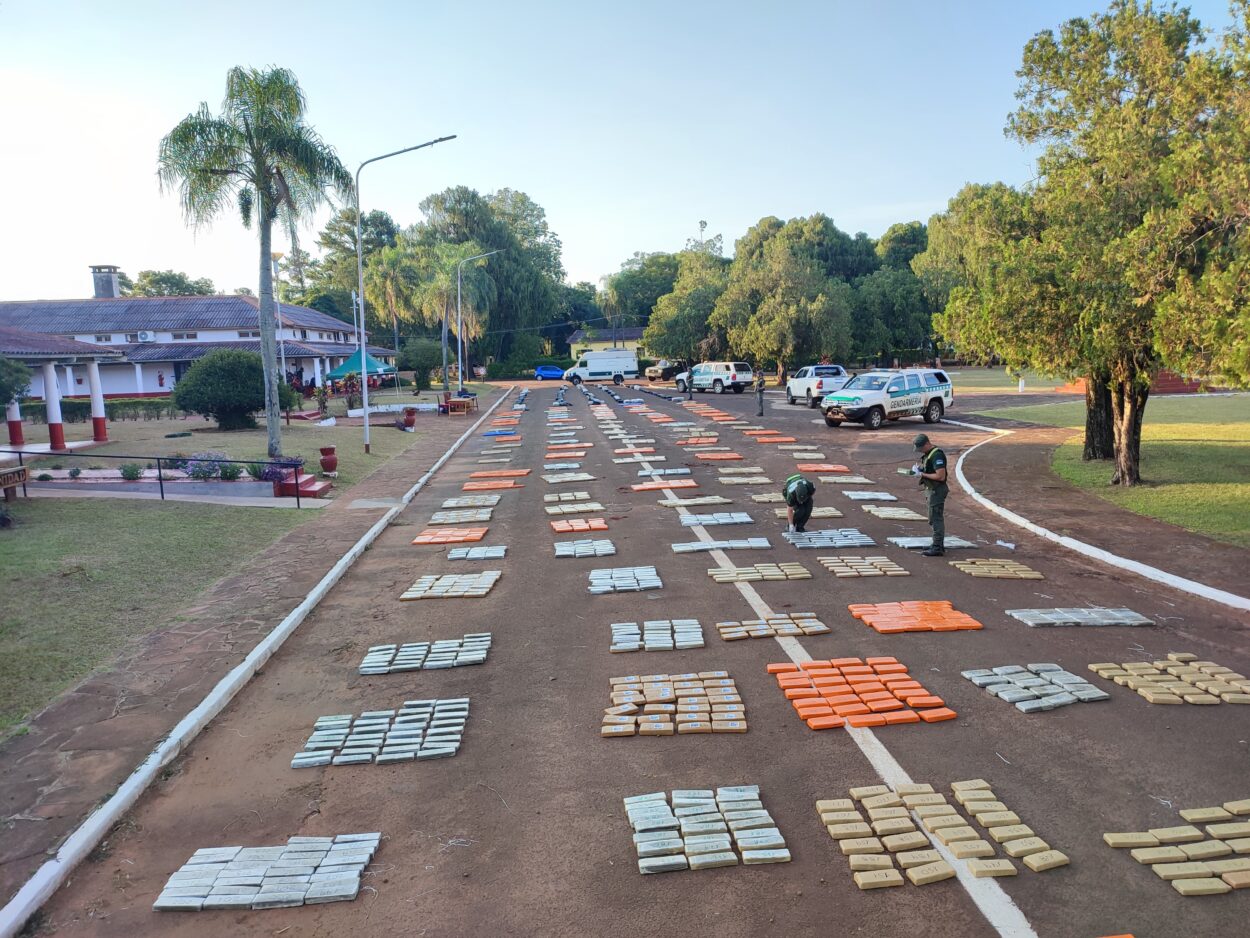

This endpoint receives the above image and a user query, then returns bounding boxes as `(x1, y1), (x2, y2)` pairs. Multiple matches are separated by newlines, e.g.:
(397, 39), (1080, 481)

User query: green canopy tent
(326, 350), (402, 398)
(326, 350), (396, 379)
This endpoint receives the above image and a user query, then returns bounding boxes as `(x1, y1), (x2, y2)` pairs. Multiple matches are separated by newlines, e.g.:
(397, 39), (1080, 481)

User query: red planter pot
(319, 445), (338, 474)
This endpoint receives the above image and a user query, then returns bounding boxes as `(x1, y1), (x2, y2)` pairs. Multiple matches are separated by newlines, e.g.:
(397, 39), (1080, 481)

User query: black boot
(922, 539), (945, 557)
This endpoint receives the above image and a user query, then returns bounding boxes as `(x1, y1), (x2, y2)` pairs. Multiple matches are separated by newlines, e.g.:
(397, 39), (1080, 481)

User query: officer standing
(754, 371), (767, 417)
(783, 472), (816, 534)
(911, 433), (948, 556)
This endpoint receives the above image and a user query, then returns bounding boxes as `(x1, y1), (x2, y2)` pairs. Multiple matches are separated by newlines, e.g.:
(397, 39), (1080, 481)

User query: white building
(0, 265), (393, 400)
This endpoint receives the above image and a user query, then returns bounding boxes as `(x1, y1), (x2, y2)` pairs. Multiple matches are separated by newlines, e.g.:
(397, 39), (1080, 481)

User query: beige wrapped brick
(950, 839), (996, 860)
(968, 859), (1017, 878)
(906, 860), (957, 885)
(1023, 849), (1070, 872)
(1104, 832), (1159, 848)
(1153, 861), (1213, 880)
(882, 831), (931, 853)
(896, 849), (943, 868)
(853, 868), (904, 890)
(848, 854), (894, 872)
(1172, 877), (1230, 896)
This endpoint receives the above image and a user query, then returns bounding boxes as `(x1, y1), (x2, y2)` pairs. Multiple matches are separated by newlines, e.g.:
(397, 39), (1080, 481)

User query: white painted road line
(634, 405), (1039, 938)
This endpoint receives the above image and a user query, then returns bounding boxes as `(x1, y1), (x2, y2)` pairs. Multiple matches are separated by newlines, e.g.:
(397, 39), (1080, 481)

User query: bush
(67, 467), (82, 479)
(172, 349), (266, 430)
(18, 397), (182, 424)
(120, 463), (143, 481)
(183, 451), (228, 480)
(35, 473), (52, 481)
(165, 452), (190, 471)
(278, 381), (300, 412)
(398, 338), (443, 391)
(219, 462), (243, 481)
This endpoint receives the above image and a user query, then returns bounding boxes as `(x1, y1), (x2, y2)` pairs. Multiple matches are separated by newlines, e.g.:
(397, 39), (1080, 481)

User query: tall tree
(643, 251), (729, 360)
(875, 221), (928, 269)
(853, 266), (931, 363)
(311, 208), (397, 293)
(486, 188), (564, 282)
(124, 269), (215, 296)
(607, 252), (680, 327)
(159, 66), (351, 457)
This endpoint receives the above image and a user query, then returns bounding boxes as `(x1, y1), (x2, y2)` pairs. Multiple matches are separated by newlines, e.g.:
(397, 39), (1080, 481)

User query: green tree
(311, 208), (397, 293)
(644, 251), (729, 361)
(875, 221), (928, 269)
(397, 337), (443, 391)
(607, 252), (680, 327)
(0, 357), (33, 405)
(853, 266), (931, 363)
(486, 188), (564, 282)
(172, 349), (267, 430)
(159, 66), (352, 457)
(123, 269), (215, 296)
(234, 286), (255, 296)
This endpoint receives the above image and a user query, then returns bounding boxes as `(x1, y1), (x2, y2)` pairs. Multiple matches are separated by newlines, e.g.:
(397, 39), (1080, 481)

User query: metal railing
(0, 450), (309, 508)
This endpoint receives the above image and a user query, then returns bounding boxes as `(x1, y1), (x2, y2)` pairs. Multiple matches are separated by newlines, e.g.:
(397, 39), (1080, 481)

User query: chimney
(90, 264), (120, 299)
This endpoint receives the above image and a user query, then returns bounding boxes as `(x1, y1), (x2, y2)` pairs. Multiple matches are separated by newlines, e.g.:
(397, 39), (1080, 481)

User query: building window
(171, 332), (198, 340)
(125, 333), (140, 342)
(94, 334), (112, 343)
(238, 330), (261, 338)
(300, 329), (308, 340)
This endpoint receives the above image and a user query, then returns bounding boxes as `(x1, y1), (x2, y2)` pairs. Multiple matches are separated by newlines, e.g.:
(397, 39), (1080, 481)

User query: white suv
(785, 364), (850, 408)
(819, 368), (954, 430)
(675, 361), (754, 394)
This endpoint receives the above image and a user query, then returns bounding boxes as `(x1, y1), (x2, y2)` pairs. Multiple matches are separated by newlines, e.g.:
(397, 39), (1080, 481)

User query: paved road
(36, 385), (1248, 938)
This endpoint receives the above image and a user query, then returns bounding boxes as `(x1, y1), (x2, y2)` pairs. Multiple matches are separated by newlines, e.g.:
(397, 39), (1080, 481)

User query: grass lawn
(22, 383), (498, 492)
(975, 395), (1250, 548)
(0, 499), (306, 736)
(942, 366), (1067, 393)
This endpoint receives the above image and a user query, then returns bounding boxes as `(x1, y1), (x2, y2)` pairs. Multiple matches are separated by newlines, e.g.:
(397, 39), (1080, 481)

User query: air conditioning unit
(136, 331), (155, 342)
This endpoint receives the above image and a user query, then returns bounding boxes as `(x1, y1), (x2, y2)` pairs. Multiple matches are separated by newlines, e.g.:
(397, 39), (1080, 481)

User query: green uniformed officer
(783, 472), (816, 533)
(754, 371), (766, 417)
(911, 433), (948, 556)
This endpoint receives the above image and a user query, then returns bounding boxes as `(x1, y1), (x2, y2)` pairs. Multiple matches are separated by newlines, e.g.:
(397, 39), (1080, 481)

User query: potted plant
(403, 407), (417, 428)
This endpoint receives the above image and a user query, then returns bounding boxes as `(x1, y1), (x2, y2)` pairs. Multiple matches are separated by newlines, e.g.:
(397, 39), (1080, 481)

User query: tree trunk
(1108, 378), (1149, 486)
(1083, 373), (1115, 460)
(257, 208), (283, 458)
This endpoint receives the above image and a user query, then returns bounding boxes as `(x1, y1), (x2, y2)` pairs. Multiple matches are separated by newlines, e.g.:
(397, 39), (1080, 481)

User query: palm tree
(158, 66), (352, 457)
(406, 241), (495, 387)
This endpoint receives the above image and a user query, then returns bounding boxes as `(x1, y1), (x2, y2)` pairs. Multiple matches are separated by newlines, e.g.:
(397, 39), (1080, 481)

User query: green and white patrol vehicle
(819, 368), (953, 430)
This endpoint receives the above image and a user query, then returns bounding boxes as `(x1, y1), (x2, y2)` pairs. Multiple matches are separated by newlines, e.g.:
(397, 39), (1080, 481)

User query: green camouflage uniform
(783, 473), (815, 532)
(920, 446), (948, 548)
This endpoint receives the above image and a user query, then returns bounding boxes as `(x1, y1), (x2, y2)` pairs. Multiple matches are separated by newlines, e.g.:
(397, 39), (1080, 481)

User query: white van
(563, 350), (639, 385)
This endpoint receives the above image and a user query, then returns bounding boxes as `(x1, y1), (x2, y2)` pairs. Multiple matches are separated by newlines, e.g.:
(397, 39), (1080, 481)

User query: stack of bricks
(847, 601), (984, 634)
(625, 786), (790, 874)
(715, 613), (830, 641)
(1104, 798), (1250, 895)
(768, 657), (955, 729)
(708, 563), (811, 583)
(818, 783), (955, 889)
(1088, 652), (1250, 705)
(950, 778), (1068, 874)
(603, 672), (745, 737)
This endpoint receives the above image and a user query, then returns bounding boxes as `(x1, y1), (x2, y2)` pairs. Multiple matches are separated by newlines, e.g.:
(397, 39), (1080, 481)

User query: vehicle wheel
(571, 376), (582, 385)
(613, 374), (624, 385)
(805, 390), (814, 408)
(713, 380), (725, 394)
(675, 379), (687, 393)
(924, 399), (944, 423)
(864, 407), (885, 430)
(787, 392), (796, 405)
(732, 384), (744, 394)
(536, 375), (544, 380)
(824, 415), (843, 428)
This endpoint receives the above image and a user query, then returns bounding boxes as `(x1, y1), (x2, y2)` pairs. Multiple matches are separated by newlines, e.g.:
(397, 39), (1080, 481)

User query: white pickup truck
(819, 368), (954, 430)
(785, 364), (850, 407)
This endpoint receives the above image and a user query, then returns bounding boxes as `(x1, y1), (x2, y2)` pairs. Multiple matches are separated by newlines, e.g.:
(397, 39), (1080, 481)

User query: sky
(0, 0), (1236, 301)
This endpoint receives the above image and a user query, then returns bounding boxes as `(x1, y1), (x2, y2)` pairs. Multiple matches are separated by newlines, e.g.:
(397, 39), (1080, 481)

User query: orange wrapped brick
(767, 657), (955, 731)
(463, 480), (523, 491)
(807, 714), (846, 730)
(847, 713), (887, 727)
(412, 527), (488, 545)
(469, 469), (532, 478)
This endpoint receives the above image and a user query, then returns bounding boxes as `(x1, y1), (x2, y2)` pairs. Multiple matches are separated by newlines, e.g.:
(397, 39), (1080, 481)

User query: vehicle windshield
(844, 374), (890, 391)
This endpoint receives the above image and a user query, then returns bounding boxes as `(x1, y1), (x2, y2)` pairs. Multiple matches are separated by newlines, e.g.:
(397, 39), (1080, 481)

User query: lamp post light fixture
(456, 249), (502, 394)
(354, 135), (456, 452)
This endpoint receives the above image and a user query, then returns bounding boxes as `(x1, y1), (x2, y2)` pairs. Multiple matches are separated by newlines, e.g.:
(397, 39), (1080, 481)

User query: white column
(133, 362), (144, 394)
(63, 364), (75, 395)
(312, 357), (323, 384)
(42, 361), (66, 449)
(87, 360), (108, 442)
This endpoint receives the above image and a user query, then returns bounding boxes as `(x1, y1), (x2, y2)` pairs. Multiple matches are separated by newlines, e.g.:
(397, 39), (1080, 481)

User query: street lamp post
(354, 135), (456, 452)
(456, 250), (502, 394)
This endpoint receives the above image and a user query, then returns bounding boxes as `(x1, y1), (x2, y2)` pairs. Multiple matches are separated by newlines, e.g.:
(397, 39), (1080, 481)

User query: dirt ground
(21, 385), (1250, 938)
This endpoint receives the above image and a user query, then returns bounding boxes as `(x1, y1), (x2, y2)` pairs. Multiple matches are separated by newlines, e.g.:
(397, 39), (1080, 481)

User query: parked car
(785, 364), (850, 408)
(674, 361), (754, 394)
(819, 368), (954, 430)
(534, 364), (565, 380)
(645, 358), (688, 381)
(563, 349), (639, 385)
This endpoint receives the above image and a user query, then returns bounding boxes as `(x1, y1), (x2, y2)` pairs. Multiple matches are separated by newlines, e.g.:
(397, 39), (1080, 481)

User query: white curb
(0, 388), (514, 938)
(951, 421), (1250, 613)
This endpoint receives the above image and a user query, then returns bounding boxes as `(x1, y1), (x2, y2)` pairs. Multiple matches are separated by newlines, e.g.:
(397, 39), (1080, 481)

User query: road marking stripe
(629, 405), (1038, 938)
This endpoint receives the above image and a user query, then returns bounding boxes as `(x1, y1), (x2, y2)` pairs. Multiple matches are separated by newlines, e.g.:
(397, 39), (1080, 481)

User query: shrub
(245, 457), (301, 482)
(218, 462), (243, 481)
(35, 473), (52, 481)
(120, 463), (143, 481)
(183, 451), (228, 480)
(67, 467), (82, 479)
(165, 452), (190, 471)
(398, 338), (443, 391)
(244, 461), (267, 480)
(172, 349), (267, 430)
(0, 357), (34, 408)
(278, 381), (300, 412)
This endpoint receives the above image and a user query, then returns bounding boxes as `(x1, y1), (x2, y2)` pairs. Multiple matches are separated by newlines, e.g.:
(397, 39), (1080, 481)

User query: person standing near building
(783, 472), (816, 534)
(911, 433), (948, 556)
(754, 371), (766, 417)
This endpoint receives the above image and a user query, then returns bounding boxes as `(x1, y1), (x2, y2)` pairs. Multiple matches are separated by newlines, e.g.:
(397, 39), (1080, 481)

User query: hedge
(19, 397), (183, 424)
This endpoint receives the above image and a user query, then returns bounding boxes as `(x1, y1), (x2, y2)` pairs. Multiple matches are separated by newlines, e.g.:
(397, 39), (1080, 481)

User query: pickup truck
(645, 359), (688, 381)
(820, 368), (954, 430)
(785, 365), (850, 407)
